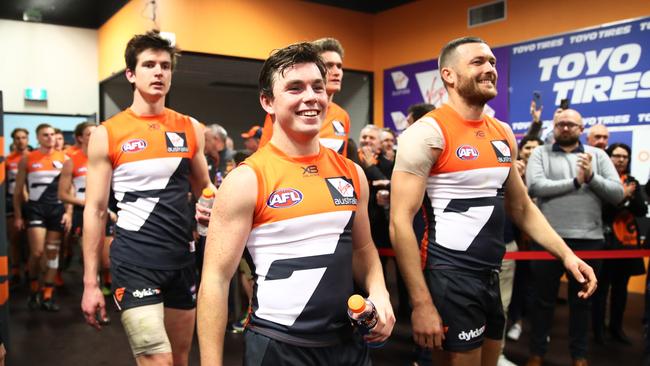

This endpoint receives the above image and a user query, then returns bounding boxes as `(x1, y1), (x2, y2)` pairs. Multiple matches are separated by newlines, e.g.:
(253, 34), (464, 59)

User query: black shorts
(244, 330), (370, 366)
(425, 268), (505, 352)
(111, 258), (197, 311)
(24, 201), (64, 232)
(72, 207), (115, 237)
(6, 195), (14, 216)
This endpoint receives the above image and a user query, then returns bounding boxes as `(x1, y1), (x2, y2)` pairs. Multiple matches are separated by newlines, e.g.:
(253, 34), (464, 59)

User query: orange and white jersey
(25, 150), (66, 204)
(243, 143), (360, 346)
(420, 104), (512, 271)
(64, 145), (81, 158)
(103, 108), (197, 270)
(70, 150), (88, 200)
(259, 102), (350, 157)
(6, 151), (24, 195)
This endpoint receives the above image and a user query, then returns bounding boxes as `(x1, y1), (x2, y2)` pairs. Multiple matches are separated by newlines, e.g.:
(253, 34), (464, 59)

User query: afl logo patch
(122, 139), (147, 153)
(267, 188), (303, 209)
(52, 160), (63, 169)
(456, 145), (479, 160)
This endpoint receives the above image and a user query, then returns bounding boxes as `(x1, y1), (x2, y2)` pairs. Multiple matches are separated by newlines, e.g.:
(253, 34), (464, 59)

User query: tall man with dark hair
(259, 37), (350, 157)
(198, 42), (394, 366)
(390, 36), (598, 366)
(81, 31), (212, 366)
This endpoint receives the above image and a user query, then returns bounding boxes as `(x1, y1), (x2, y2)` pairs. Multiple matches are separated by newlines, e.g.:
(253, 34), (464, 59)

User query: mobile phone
(560, 98), (569, 110)
(532, 91), (542, 108)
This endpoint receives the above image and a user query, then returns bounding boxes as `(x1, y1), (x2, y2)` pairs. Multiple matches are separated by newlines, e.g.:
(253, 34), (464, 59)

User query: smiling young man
(389, 37), (598, 366)
(197, 42), (394, 366)
(80, 31), (211, 366)
(259, 38), (351, 157)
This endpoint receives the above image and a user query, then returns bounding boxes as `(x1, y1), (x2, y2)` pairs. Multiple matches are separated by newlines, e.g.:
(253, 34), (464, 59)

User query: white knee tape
(47, 255), (59, 269)
(121, 303), (172, 356)
(46, 245), (59, 251)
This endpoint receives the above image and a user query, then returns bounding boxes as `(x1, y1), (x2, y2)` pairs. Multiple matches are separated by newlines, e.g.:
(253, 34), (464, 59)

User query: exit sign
(25, 88), (47, 101)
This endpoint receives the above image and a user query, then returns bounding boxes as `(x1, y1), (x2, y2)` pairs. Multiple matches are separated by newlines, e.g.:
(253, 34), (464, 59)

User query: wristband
(585, 172), (594, 184)
(573, 177), (581, 189)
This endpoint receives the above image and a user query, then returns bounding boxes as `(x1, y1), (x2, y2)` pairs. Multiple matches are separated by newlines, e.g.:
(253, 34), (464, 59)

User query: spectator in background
(241, 126), (262, 154)
(592, 143), (647, 345)
(358, 125), (393, 249)
(204, 123), (234, 185)
(644, 172), (650, 366)
(525, 108), (624, 366)
(505, 135), (544, 343)
(380, 128), (397, 162)
(406, 103), (435, 126)
(587, 124), (609, 150)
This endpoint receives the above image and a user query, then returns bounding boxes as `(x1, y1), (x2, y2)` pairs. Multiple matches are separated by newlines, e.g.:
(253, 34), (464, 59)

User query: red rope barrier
(377, 248), (650, 260)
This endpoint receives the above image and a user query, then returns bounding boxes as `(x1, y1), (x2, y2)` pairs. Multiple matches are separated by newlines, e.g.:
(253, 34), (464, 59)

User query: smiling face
(320, 50), (343, 96)
(126, 48), (173, 99)
(260, 62), (328, 141)
(442, 42), (498, 106)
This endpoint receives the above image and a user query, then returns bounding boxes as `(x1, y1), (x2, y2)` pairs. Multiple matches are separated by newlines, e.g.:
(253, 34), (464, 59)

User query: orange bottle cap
(348, 295), (366, 313)
(202, 187), (215, 198)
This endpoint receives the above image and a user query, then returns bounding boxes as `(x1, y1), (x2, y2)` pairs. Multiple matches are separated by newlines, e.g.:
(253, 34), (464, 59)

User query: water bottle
(347, 294), (386, 348)
(197, 187), (215, 236)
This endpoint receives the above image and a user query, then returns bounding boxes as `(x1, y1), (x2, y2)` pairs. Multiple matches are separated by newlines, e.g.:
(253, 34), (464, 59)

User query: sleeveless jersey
(259, 102), (350, 157)
(25, 150), (66, 204)
(65, 145), (81, 158)
(70, 151), (88, 201)
(243, 143), (360, 346)
(421, 104), (512, 271)
(6, 151), (24, 196)
(103, 108), (197, 270)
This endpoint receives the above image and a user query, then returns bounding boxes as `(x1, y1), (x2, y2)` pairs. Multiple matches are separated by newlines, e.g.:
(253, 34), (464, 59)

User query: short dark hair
(518, 135), (544, 150)
(36, 123), (53, 135)
(407, 103), (435, 121)
(439, 36), (487, 69)
(312, 37), (344, 58)
(124, 30), (178, 72)
(606, 142), (632, 174)
(74, 121), (96, 138)
(259, 42), (327, 99)
(11, 127), (29, 138)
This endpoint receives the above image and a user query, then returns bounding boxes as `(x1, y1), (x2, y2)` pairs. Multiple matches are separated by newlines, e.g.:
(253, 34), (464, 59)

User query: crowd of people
(4, 31), (650, 366)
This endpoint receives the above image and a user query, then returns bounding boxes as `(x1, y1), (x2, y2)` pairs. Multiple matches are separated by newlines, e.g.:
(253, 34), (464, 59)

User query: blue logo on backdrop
(509, 18), (650, 134)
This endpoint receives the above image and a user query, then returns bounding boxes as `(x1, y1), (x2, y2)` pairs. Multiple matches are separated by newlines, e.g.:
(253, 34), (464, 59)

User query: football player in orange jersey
(6, 128), (30, 285)
(14, 124), (70, 311)
(81, 31), (212, 366)
(198, 42), (394, 366)
(389, 37), (597, 366)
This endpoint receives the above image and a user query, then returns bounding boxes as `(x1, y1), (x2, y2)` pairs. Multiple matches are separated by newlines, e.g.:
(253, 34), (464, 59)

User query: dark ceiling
(0, 0), (130, 29)
(0, 0), (413, 29)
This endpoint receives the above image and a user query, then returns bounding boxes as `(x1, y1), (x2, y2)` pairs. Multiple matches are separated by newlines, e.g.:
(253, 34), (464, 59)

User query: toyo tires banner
(383, 16), (650, 182)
